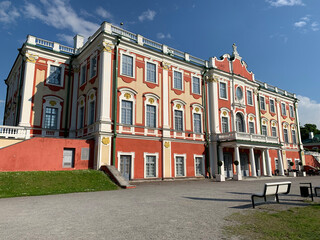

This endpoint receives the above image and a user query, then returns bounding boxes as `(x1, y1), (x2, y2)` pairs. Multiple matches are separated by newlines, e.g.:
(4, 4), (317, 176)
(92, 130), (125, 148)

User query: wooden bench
(251, 181), (291, 208)
(315, 186), (320, 197)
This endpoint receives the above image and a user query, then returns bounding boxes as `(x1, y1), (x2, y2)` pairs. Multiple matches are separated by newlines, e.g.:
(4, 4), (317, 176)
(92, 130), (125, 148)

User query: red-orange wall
(305, 154), (320, 168)
(0, 138), (94, 172)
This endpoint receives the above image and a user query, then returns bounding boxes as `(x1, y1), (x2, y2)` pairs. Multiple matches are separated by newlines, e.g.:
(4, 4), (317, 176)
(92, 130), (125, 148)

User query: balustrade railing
(217, 131), (279, 144)
(0, 125), (29, 139)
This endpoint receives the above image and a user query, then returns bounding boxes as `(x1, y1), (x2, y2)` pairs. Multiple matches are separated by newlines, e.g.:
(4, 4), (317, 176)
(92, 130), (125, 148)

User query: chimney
(73, 35), (84, 50)
(309, 132), (314, 140)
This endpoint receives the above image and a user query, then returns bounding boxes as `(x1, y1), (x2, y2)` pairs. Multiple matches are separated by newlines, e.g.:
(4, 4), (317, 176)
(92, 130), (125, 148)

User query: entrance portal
(223, 153), (233, 178)
(240, 153), (249, 177)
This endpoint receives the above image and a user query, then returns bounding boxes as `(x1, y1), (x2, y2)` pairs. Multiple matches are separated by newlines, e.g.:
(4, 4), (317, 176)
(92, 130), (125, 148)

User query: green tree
(300, 124), (320, 141)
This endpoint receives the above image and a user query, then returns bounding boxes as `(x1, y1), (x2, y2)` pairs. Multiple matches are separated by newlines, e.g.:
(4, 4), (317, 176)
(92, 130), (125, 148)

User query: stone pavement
(0, 176), (319, 240)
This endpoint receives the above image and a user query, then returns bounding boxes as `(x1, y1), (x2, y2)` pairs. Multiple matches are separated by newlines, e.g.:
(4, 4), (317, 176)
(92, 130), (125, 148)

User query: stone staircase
(100, 165), (136, 189)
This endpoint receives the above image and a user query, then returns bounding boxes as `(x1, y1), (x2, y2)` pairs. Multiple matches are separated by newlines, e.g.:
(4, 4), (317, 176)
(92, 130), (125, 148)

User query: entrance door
(120, 155), (131, 180)
(63, 148), (74, 168)
(255, 154), (261, 176)
(223, 153), (233, 178)
(240, 153), (249, 177)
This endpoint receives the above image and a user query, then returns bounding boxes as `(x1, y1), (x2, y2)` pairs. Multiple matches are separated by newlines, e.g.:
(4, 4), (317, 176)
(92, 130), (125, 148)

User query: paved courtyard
(1, 176), (319, 240)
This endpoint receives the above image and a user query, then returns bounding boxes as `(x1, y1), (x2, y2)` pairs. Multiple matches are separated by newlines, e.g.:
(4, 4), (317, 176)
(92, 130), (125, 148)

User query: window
(236, 87), (243, 100)
(145, 155), (156, 178)
(222, 117), (229, 133)
(88, 101), (95, 125)
(121, 100), (133, 125)
(175, 156), (185, 177)
(292, 130), (297, 144)
(48, 65), (61, 85)
(219, 82), (227, 99)
(78, 106), (84, 129)
(122, 54), (133, 77)
(289, 105), (294, 118)
(80, 64), (86, 85)
(173, 71), (183, 90)
(260, 96), (265, 110)
(249, 122), (255, 134)
(146, 62), (156, 83)
(262, 125), (267, 136)
(90, 56), (97, 79)
(44, 107), (58, 129)
(236, 113), (245, 132)
(270, 99), (275, 113)
(146, 105), (156, 128)
(174, 110), (183, 131)
(193, 113), (201, 133)
(195, 157), (203, 176)
(192, 76), (200, 94)
(247, 90), (253, 105)
(284, 128), (289, 143)
(271, 126), (277, 137)
(281, 103), (286, 115)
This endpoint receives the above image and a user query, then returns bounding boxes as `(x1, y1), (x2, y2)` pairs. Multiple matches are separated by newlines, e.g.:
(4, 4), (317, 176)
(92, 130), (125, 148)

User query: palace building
(1, 22), (305, 181)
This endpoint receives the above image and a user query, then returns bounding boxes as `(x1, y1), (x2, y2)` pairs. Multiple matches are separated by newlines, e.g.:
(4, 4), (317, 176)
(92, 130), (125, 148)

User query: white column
(262, 150), (267, 176)
(250, 147), (257, 177)
(254, 92), (261, 134)
(162, 64), (170, 137)
(277, 149), (285, 176)
(19, 53), (38, 128)
(233, 146), (242, 180)
(69, 66), (79, 137)
(265, 149), (272, 177)
(97, 43), (113, 132)
(207, 76), (219, 134)
(218, 146), (225, 177)
(276, 100), (283, 142)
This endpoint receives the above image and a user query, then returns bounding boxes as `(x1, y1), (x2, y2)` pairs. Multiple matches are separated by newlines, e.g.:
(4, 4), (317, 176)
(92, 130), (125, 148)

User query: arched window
(236, 113), (245, 132)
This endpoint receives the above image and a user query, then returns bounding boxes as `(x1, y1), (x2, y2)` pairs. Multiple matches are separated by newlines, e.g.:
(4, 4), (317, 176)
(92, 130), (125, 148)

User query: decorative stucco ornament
(162, 61), (170, 70)
(148, 98), (154, 104)
(102, 42), (114, 52)
(164, 141), (170, 148)
(25, 53), (39, 63)
(124, 93), (131, 99)
(102, 137), (110, 145)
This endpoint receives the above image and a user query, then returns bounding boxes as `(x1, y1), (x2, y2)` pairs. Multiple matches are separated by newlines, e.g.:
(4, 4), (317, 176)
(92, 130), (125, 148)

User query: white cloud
(23, 0), (99, 41)
(0, 1), (20, 24)
(311, 22), (319, 31)
(57, 33), (74, 46)
(297, 95), (320, 128)
(157, 33), (172, 39)
(138, 9), (156, 22)
(0, 100), (5, 104)
(96, 6), (112, 19)
(294, 21), (307, 28)
(266, 0), (305, 7)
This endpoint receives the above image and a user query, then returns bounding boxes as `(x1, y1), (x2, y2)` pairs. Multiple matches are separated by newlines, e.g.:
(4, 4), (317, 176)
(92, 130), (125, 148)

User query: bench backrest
(264, 181), (291, 195)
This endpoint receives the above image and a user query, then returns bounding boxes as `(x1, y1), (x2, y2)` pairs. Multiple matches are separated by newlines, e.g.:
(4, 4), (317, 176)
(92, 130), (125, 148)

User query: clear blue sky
(1, 0), (320, 127)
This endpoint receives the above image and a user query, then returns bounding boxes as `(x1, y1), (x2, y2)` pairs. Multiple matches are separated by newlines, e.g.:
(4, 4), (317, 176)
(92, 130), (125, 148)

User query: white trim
(41, 96), (63, 137)
(269, 98), (276, 113)
(144, 93), (159, 136)
(246, 89), (253, 106)
(172, 68), (184, 91)
(174, 153), (187, 177)
(80, 62), (87, 86)
(77, 95), (85, 130)
(119, 89), (136, 133)
(172, 100), (186, 138)
(235, 111), (246, 132)
(191, 103), (203, 140)
(87, 89), (96, 126)
(219, 80), (228, 100)
(46, 61), (65, 87)
(143, 152), (159, 178)
(281, 102), (287, 116)
(191, 74), (201, 95)
(120, 51), (136, 78)
(289, 105), (295, 118)
(260, 95), (266, 110)
(144, 59), (158, 84)
(220, 107), (230, 133)
(194, 154), (205, 176)
(89, 53), (98, 80)
(117, 151), (135, 180)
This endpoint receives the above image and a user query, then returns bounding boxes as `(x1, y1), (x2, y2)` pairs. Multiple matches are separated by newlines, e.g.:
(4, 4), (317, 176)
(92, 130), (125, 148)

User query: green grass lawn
(224, 204), (320, 240)
(0, 170), (118, 198)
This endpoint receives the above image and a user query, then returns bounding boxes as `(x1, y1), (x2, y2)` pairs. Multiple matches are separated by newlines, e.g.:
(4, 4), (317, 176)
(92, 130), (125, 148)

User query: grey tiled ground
(0, 176), (319, 240)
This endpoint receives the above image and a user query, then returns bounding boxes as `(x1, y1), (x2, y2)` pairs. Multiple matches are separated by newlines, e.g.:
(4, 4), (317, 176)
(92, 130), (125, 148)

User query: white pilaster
(218, 146), (225, 177)
(262, 150), (267, 176)
(207, 76), (219, 134)
(254, 92), (261, 134)
(162, 64), (170, 137)
(265, 149), (272, 177)
(233, 145), (242, 180)
(250, 147), (257, 177)
(19, 53), (38, 128)
(276, 100), (283, 142)
(277, 149), (285, 176)
(295, 102), (303, 147)
(69, 66), (79, 137)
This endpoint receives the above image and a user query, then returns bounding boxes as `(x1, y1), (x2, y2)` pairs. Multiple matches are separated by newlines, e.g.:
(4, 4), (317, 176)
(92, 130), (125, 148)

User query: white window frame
(173, 69), (184, 91)
(46, 61), (65, 87)
(144, 93), (159, 136)
(283, 125), (289, 144)
(291, 128), (297, 144)
(145, 60), (158, 84)
(120, 51), (135, 78)
(289, 105), (295, 118)
(235, 85), (244, 101)
(271, 123), (277, 137)
(249, 121), (255, 134)
(260, 96), (266, 110)
(80, 62), (87, 86)
(42, 96), (63, 137)
(220, 108), (230, 133)
(246, 89), (253, 106)
(87, 89), (96, 126)
(119, 88), (137, 133)
(191, 74), (201, 95)
(192, 104), (203, 139)
(194, 154), (205, 176)
(77, 96), (85, 130)
(117, 151), (135, 180)
(89, 53), (98, 79)
(281, 102), (287, 116)
(174, 154), (187, 177)
(269, 98), (275, 113)
(172, 100), (186, 138)
(143, 152), (159, 178)
(219, 81), (228, 100)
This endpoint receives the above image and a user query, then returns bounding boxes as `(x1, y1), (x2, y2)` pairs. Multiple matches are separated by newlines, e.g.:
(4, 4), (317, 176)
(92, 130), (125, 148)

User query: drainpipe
(111, 36), (121, 166)
(201, 68), (210, 176)
(64, 58), (73, 137)
(15, 50), (25, 126)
